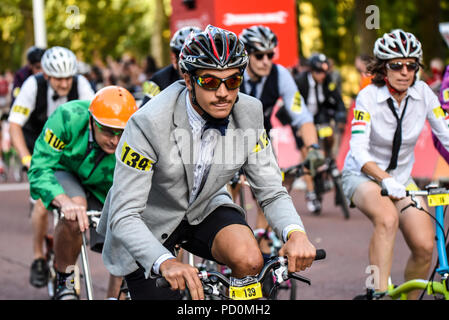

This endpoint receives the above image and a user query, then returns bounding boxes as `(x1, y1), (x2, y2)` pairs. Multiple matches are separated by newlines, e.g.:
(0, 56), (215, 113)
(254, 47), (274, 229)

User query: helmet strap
(384, 76), (407, 95)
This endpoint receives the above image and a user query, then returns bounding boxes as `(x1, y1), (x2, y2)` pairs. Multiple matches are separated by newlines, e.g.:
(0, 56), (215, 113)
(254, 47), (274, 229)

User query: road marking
(0, 183), (29, 192)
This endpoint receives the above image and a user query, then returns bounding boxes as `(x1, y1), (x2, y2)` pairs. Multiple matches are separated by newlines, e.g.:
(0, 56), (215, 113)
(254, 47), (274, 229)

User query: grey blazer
(97, 81), (304, 278)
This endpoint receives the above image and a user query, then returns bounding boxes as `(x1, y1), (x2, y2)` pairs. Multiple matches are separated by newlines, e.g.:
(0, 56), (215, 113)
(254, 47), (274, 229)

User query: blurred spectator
(426, 57), (444, 95)
(355, 54), (373, 91)
(0, 74), (10, 112)
(89, 65), (105, 91)
(11, 46), (46, 105)
(143, 55), (158, 80)
(328, 58), (342, 94)
(291, 56), (310, 77)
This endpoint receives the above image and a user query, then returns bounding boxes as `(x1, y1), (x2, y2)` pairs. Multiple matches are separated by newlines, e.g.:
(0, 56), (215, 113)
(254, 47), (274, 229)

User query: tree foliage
(303, 0), (449, 67)
(3, 0), (449, 72)
(0, 0), (171, 72)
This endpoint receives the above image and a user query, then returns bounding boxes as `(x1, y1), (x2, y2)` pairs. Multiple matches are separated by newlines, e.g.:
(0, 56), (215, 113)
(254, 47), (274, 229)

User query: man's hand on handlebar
(159, 258), (205, 300)
(278, 231), (316, 273)
(52, 194), (89, 232)
(305, 147), (325, 177)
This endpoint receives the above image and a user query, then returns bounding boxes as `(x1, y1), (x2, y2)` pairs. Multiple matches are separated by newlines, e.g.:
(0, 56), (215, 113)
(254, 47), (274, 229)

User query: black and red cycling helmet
(179, 25), (248, 74)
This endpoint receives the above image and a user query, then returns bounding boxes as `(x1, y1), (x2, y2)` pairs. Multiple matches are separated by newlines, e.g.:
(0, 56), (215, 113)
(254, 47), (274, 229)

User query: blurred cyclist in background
(10, 46), (46, 106)
(140, 26), (202, 106)
(8, 46), (95, 289)
(239, 25), (324, 256)
(28, 86), (137, 299)
(294, 53), (347, 213)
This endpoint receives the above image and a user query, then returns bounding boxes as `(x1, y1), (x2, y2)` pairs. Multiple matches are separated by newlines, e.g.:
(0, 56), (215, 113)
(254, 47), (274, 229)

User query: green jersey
(28, 100), (116, 209)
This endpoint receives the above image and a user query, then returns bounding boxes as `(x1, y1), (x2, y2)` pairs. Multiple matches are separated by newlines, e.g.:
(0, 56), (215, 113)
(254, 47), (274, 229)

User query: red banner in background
(170, 0), (299, 67)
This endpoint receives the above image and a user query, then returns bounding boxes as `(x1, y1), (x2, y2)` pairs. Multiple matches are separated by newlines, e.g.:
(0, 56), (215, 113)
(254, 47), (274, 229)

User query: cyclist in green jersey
(28, 86), (138, 300)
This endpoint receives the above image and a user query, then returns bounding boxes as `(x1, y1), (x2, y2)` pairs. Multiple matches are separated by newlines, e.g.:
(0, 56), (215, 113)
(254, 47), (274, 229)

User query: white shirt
(305, 72), (325, 116)
(8, 74), (95, 126)
(153, 93), (222, 274)
(185, 92), (220, 204)
(343, 81), (449, 184)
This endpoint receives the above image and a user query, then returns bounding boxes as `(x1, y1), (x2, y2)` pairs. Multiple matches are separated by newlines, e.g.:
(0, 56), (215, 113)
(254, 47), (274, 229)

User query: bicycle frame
(54, 209), (100, 300)
(381, 189), (449, 300)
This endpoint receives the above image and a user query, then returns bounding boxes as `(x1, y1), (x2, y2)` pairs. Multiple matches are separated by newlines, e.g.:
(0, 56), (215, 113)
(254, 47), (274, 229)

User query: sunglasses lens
(95, 120), (123, 136)
(197, 76), (221, 89)
(388, 63), (403, 71)
(224, 75), (242, 90)
(407, 63), (418, 71)
(388, 62), (419, 72)
(254, 52), (274, 60)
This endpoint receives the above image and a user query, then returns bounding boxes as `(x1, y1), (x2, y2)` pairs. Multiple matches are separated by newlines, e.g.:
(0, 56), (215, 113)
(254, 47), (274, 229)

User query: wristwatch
(307, 143), (321, 150)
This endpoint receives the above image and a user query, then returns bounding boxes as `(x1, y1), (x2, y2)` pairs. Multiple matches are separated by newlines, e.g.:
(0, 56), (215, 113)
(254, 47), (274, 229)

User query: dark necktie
(52, 93), (60, 101)
(248, 80), (258, 98)
(386, 96), (409, 171)
(203, 118), (229, 137)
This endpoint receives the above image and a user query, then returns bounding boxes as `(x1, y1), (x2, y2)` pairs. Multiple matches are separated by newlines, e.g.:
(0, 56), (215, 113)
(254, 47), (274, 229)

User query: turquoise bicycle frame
(435, 205), (449, 276)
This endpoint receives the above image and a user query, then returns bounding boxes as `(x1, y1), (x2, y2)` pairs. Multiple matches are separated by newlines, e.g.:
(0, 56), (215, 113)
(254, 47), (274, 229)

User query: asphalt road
(0, 181), (445, 300)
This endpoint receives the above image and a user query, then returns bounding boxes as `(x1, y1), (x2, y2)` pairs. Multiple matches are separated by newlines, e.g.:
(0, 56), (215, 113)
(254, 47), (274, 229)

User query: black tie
(248, 80), (258, 98)
(386, 96), (409, 171)
(203, 118), (229, 137)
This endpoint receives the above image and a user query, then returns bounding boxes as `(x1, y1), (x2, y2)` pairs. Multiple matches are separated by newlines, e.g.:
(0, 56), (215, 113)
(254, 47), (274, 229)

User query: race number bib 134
(121, 142), (154, 172)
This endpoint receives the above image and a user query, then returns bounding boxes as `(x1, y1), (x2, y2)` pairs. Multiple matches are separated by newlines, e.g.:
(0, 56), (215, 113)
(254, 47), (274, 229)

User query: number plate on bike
(427, 194), (449, 206)
(229, 276), (262, 300)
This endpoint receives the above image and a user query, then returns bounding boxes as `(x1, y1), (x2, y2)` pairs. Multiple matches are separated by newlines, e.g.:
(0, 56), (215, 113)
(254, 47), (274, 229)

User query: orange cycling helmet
(89, 86), (138, 129)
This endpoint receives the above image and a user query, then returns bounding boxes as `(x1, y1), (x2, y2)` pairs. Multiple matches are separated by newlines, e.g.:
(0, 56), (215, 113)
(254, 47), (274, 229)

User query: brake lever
(288, 273), (311, 286)
(400, 195), (421, 214)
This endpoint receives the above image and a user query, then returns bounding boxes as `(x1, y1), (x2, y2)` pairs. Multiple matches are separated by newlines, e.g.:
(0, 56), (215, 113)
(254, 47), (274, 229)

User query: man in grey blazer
(97, 25), (317, 300)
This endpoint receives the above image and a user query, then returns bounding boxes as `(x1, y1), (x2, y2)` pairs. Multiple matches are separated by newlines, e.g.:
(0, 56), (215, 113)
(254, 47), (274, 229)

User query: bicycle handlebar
(54, 208), (102, 227)
(380, 188), (448, 197)
(282, 161), (309, 178)
(155, 249), (326, 290)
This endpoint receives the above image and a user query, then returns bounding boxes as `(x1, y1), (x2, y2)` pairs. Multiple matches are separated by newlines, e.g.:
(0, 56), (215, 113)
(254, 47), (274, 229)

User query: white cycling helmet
(373, 29), (422, 61)
(240, 25), (278, 54)
(170, 26), (202, 53)
(41, 46), (78, 78)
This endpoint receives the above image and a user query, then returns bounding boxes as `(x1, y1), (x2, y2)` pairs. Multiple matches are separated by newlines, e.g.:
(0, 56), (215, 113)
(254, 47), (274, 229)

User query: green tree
(0, 0), (172, 72)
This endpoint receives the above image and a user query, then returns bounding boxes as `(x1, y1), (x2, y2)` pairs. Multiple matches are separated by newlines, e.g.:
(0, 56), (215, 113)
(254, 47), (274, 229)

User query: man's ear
(183, 73), (192, 91)
(170, 51), (178, 70)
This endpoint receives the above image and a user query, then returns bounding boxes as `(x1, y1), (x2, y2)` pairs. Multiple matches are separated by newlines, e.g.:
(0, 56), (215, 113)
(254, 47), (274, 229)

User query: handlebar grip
(155, 277), (170, 288)
(315, 249), (326, 260)
(380, 189), (388, 196)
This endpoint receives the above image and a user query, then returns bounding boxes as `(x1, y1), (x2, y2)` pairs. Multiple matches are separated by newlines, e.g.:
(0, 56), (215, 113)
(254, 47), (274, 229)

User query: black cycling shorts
(164, 205), (250, 263)
(124, 205), (251, 300)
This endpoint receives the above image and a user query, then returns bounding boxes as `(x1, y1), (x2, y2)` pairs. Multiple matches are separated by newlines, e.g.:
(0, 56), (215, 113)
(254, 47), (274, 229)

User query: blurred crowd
(0, 53), (160, 119)
(0, 49), (446, 117)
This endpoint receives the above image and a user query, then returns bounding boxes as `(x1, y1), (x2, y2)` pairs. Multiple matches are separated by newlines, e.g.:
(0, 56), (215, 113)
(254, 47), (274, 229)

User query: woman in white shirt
(342, 29), (449, 299)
